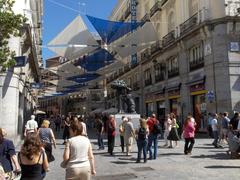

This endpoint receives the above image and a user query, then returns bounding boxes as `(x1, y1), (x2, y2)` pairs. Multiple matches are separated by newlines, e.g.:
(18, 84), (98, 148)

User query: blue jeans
(97, 133), (104, 149)
(148, 133), (158, 159)
(213, 131), (219, 146)
(137, 139), (147, 161)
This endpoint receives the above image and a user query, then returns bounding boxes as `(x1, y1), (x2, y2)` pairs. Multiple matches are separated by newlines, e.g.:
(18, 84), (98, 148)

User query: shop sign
(168, 90), (180, 97)
(190, 83), (205, 92)
(230, 42), (239, 52)
(207, 90), (214, 102)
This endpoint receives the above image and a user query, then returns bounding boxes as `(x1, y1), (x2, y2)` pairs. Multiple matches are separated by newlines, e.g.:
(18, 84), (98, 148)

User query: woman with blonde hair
(63, 120), (96, 180)
(19, 134), (49, 179)
(136, 119), (149, 163)
(38, 120), (56, 162)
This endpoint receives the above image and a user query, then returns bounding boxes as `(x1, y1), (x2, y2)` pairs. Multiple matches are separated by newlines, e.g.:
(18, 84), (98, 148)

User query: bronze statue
(111, 80), (136, 114)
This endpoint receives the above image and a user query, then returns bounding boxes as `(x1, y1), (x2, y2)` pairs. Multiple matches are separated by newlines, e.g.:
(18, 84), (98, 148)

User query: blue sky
(42, 0), (118, 61)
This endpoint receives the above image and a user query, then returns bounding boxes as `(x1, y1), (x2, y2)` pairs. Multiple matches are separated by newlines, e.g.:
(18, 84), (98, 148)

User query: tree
(0, 0), (27, 70)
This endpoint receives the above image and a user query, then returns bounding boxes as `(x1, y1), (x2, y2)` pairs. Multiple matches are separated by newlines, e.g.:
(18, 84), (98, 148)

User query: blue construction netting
(74, 49), (114, 71)
(87, 15), (144, 44)
(67, 73), (100, 83)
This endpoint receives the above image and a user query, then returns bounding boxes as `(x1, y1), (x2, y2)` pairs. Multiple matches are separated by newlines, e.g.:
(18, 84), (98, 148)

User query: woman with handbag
(62, 120), (96, 180)
(0, 128), (21, 179)
(38, 120), (56, 162)
(18, 134), (49, 180)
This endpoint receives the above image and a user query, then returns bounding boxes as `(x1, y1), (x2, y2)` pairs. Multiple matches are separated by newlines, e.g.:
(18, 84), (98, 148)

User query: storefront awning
(166, 83), (181, 91)
(186, 75), (205, 86)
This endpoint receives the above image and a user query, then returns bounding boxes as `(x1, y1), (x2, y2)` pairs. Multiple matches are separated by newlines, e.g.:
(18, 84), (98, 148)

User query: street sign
(30, 83), (42, 89)
(207, 90), (214, 102)
(14, 56), (27, 67)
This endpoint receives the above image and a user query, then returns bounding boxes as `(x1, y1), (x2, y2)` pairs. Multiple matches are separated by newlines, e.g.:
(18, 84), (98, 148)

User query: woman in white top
(63, 120), (96, 180)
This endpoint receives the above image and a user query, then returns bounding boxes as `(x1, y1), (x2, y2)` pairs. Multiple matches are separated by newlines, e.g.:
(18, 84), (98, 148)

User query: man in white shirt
(211, 113), (219, 148)
(24, 115), (38, 136)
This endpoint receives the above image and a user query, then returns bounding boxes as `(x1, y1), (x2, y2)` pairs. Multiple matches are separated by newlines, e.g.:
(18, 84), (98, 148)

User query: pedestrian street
(46, 131), (240, 180)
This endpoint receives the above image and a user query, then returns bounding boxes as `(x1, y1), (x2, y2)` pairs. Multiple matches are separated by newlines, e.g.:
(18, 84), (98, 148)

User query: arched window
(168, 11), (175, 32)
(189, 0), (198, 16)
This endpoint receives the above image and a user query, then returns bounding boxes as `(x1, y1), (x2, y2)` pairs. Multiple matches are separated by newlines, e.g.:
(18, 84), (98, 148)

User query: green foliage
(0, 0), (27, 70)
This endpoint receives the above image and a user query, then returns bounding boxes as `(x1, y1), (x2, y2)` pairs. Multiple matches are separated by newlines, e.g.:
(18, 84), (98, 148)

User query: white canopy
(48, 16), (99, 60)
(90, 108), (105, 114)
(102, 107), (118, 114)
(110, 22), (158, 58)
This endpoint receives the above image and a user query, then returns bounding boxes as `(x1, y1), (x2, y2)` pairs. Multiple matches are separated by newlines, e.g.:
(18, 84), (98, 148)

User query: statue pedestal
(114, 113), (141, 146)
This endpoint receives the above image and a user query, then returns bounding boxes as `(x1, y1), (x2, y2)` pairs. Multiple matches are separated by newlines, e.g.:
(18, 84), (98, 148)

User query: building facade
(107, 0), (240, 131)
(0, 0), (43, 141)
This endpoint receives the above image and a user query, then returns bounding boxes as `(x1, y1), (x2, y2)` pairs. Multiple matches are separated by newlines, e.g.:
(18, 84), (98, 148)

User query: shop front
(190, 83), (207, 132)
(168, 90), (181, 117)
(145, 93), (155, 117)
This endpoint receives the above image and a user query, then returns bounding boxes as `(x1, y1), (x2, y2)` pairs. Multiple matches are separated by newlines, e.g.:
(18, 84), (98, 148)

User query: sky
(42, 0), (118, 61)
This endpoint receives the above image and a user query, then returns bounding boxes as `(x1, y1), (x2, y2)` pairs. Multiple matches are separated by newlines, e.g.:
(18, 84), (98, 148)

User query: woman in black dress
(63, 117), (71, 144)
(167, 113), (180, 148)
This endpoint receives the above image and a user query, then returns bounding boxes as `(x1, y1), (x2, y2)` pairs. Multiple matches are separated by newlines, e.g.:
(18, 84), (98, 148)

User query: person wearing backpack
(147, 114), (159, 160)
(136, 119), (149, 163)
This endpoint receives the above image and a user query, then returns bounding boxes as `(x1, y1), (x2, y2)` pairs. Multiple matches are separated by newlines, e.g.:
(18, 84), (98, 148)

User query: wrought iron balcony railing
(180, 13), (198, 35)
(151, 40), (162, 54)
(162, 30), (175, 47)
(150, 1), (161, 17)
(145, 79), (152, 86)
(155, 74), (165, 82)
(189, 58), (204, 71)
(168, 69), (179, 78)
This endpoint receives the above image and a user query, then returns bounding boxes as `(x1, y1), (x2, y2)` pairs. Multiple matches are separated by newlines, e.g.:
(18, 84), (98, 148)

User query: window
(144, 69), (152, 86)
(189, 43), (204, 71)
(167, 57), (179, 78)
(155, 63), (165, 82)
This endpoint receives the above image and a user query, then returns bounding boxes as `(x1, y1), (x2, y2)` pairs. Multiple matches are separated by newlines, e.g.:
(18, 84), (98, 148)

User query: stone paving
(46, 131), (240, 180)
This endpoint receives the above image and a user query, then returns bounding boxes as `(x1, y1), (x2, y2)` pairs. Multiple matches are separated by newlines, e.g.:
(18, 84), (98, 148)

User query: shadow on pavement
(118, 157), (136, 161)
(159, 153), (183, 156)
(111, 161), (136, 164)
(205, 165), (240, 169)
(191, 153), (230, 160)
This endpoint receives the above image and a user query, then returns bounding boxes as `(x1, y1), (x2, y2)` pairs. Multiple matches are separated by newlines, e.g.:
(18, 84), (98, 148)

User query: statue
(111, 80), (136, 114)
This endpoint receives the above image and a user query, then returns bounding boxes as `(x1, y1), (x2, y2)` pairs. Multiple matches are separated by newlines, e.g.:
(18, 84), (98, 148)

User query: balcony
(124, 64), (131, 73)
(150, 1), (161, 17)
(145, 78), (152, 86)
(132, 81), (140, 91)
(189, 58), (204, 71)
(141, 49), (151, 62)
(168, 69), (179, 78)
(141, 13), (150, 22)
(161, 0), (169, 6)
(162, 30), (175, 47)
(180, 13), (198, 35)
(151, 40), (162, 54)
(155, 74), (165, 82)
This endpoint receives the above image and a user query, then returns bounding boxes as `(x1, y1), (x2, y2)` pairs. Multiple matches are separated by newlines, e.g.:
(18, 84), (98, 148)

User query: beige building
(0, 0), (43, 141)
(106, 0), (240, 131)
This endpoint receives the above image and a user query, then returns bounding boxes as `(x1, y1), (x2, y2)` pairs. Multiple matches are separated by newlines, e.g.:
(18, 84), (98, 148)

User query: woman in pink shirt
(183, 117), (196, 155)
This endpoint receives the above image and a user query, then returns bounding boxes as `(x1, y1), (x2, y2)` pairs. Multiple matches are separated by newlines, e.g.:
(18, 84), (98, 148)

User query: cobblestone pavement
(46, 131), (240, 180)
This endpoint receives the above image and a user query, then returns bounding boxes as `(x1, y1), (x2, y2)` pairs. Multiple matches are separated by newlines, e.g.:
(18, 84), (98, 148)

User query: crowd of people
(0, 114), (96, 180)
(0, 111), (240, 179)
